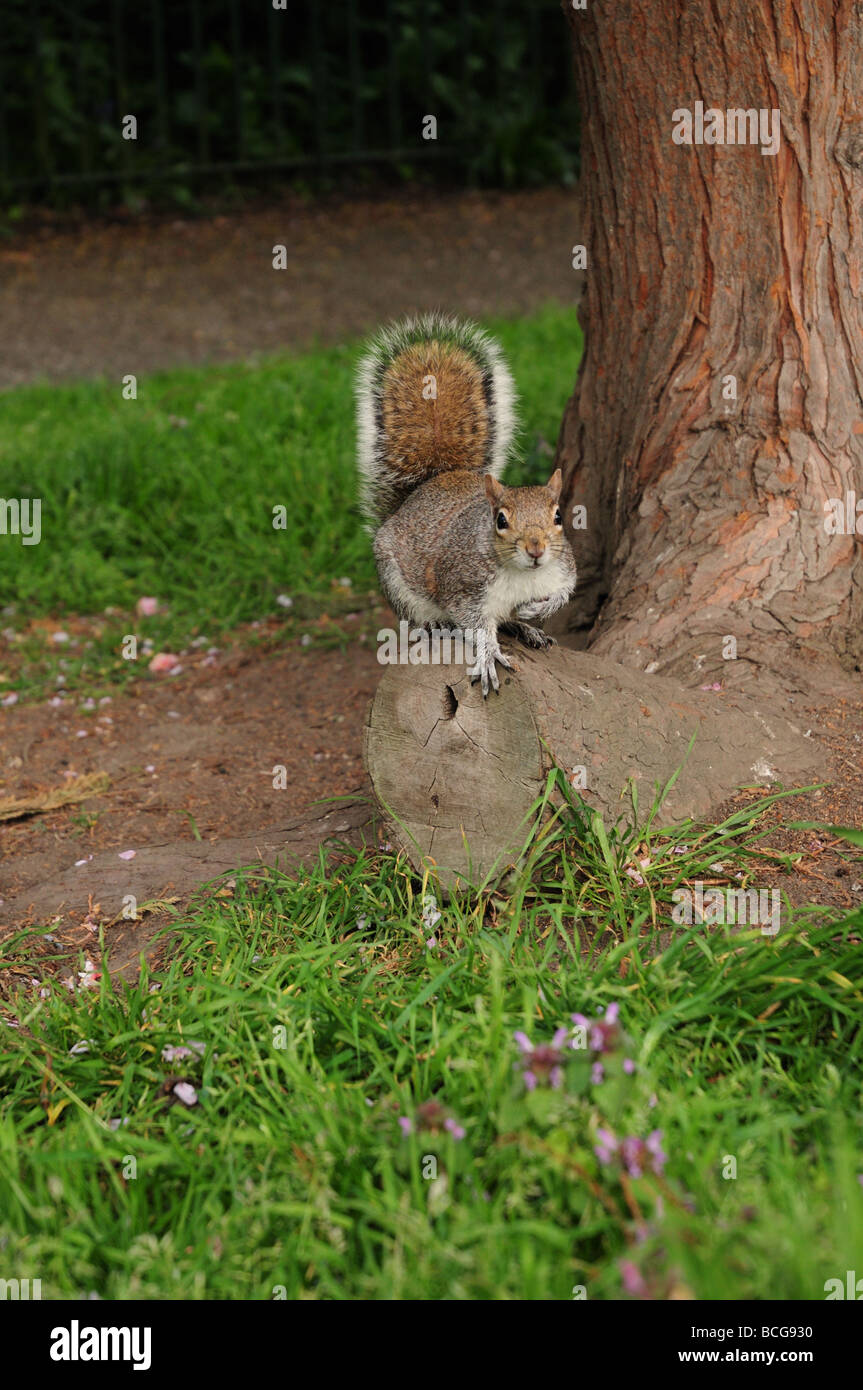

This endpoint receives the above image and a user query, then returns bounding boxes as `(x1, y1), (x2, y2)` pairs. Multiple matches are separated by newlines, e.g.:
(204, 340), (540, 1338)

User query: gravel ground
(0, 186), (580, 389)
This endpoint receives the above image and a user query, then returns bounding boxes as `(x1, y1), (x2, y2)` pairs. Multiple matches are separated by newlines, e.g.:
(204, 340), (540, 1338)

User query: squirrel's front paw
(524, 625), (555, 649)
(501, 620), (555, 650)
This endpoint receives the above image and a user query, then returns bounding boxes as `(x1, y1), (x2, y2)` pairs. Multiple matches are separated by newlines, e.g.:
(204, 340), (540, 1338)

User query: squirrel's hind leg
(376, 555), (448, 626)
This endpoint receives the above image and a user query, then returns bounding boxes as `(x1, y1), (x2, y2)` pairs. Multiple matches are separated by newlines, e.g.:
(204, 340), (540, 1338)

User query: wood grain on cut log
(365, 644), (821, 887)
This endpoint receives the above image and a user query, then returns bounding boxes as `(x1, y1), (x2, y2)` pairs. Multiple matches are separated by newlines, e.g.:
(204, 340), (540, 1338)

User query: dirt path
(1, 637), (380, 905)
(2, 625), (860, 997)
(0, 634), (384, 984)
(0, 187), (579, 389)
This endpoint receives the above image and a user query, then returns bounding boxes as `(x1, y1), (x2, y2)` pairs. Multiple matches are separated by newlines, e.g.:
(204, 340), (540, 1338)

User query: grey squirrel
(356, 313), (577, 695)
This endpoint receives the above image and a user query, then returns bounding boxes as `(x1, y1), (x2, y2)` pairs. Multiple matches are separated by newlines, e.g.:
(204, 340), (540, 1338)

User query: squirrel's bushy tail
(355, 312), (517, 527)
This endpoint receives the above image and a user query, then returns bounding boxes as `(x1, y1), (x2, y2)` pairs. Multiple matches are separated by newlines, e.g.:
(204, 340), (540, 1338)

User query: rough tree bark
(558, 0), (863, 695)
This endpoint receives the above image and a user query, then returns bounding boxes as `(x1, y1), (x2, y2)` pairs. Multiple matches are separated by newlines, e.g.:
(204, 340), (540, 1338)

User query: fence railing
(0, 0), (578, 201)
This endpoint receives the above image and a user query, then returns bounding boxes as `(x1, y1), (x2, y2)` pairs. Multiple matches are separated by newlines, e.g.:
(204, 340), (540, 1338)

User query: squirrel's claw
(469, 657), (500, 697)
(501, 620), (555, 650)
(469, 642), (517, 697)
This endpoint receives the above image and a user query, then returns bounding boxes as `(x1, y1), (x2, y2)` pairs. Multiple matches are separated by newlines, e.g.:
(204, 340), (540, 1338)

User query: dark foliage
(0, 0), (578, 207)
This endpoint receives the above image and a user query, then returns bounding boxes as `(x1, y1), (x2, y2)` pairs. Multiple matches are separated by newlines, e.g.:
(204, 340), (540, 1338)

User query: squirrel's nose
(525, 539), (546, 560)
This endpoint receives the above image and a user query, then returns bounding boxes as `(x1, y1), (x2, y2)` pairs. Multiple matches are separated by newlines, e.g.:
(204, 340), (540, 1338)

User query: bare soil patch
(1, 629), (860, 998)
(0, 635), (381, 981)
(0, 187), (578, 389)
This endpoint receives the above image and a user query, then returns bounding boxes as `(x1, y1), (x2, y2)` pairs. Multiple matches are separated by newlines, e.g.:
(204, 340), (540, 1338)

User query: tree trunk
(364, 645), (819, 887)
(558, 0), (863, 696)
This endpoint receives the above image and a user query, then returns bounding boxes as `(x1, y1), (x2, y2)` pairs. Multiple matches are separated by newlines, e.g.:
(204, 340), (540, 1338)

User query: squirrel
(355, 313), (577, 696)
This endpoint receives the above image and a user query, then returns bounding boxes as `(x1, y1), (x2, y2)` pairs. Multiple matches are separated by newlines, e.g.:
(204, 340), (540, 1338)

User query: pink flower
(137, 597), (159, 616)
(596, 1128), (667, 1177)
(148, 652), (179, 673)
(399, 1100), (465, 1140)
(594, 1127), (618, 1165)
(162, 1042), (205, 1063)
(514, 1029), (569, 1090)
(571, 1003), (622, 1056)
(172, 1082), (198, 1106)
(620, 1259), (649, 1297)
(77, 959), (101, 990)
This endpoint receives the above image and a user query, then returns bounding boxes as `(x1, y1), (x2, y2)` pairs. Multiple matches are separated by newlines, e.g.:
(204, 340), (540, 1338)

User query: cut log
(364, 643), (821, 887)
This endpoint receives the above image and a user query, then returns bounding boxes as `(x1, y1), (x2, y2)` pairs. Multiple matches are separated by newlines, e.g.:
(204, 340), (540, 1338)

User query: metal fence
(0, 0), (577, 200)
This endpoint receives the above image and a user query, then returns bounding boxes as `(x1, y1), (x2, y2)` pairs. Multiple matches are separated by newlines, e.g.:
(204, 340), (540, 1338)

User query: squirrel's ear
(484, 474), (505, 508)
(546, 468), (563, 502)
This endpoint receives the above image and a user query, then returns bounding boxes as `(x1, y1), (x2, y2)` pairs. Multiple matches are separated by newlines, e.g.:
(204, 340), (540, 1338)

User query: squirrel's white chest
(482, 560), (567, 623)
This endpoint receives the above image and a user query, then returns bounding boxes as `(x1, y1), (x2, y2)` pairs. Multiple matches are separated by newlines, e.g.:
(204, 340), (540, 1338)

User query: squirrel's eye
(496, 511), (509, 531)
(553, 508), (563, 526)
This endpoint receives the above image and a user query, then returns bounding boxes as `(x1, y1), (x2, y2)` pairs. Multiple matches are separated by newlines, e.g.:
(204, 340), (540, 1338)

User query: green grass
(1, 784), (861, 1300)
(0, 304), (580, 698)
(1, 306), (861, 1299)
